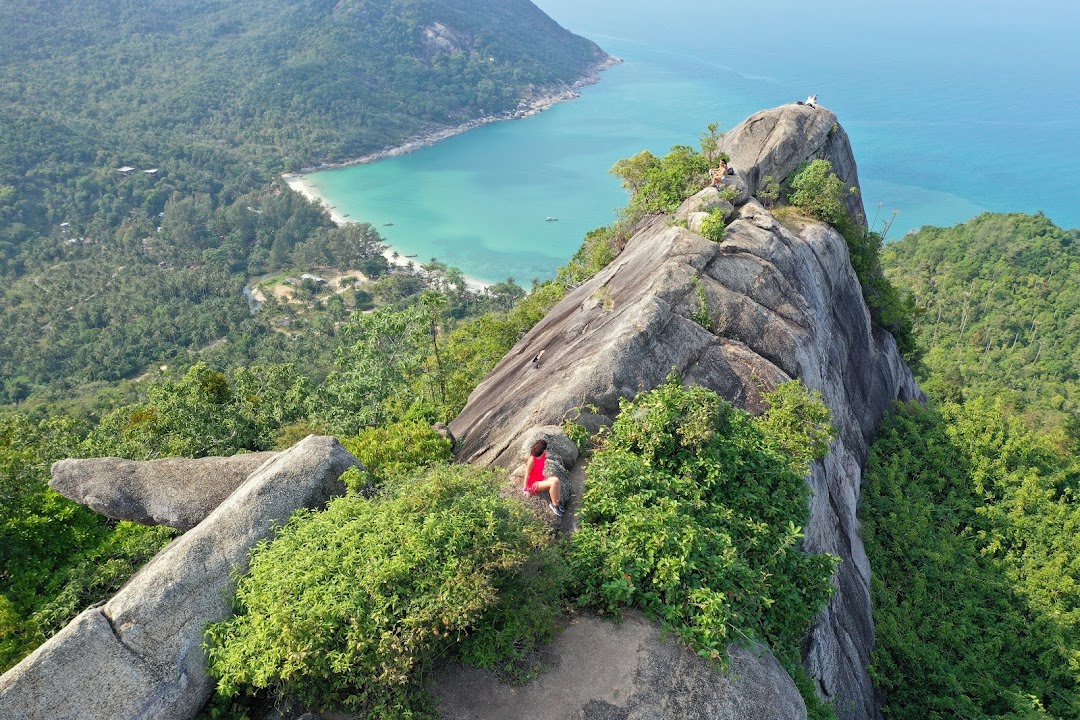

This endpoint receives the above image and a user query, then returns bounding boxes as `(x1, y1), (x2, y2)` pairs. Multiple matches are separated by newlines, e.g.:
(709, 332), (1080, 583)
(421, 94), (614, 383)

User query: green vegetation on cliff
(787, 159), (917, 360)
(570, 378), (838, 697)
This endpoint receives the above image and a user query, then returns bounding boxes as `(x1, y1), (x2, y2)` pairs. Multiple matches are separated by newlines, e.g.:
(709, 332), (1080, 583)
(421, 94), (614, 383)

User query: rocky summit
(450, 103), (923, 720)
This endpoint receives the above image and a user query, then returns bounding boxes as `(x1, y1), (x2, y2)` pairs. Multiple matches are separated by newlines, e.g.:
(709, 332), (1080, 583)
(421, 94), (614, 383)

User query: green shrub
(204, 465), (566, 718)
(699, 208), (726, 242)
(340, 420), (453, 488)
(568, 376), (838, 665)
(788, 159), (851, 227)
(758, 176), (780, 207)
(692, 278), (712, 329)
(611, 145), (711, 222)
(787, 160), (918, 362)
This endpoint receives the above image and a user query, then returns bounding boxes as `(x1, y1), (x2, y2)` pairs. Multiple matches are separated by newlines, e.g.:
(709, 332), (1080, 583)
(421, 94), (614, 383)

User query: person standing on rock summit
(522, 439), (564, 516)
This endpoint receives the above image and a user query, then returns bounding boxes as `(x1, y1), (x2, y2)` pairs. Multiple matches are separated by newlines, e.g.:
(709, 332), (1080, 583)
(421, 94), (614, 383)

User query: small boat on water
(384, 222), (394, 226)
(545, 216), (559, 222)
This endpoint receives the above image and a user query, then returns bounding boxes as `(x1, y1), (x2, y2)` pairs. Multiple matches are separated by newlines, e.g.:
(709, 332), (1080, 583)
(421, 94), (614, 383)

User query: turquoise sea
(306, 0), (1080, 284)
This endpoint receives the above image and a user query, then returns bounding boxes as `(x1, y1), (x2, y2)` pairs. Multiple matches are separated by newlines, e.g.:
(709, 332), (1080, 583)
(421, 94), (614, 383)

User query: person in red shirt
(522, 439), (564, 516)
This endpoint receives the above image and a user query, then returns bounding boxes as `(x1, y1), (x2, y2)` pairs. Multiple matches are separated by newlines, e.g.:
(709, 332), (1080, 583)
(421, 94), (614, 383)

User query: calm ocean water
(307, 0), (1080, 284)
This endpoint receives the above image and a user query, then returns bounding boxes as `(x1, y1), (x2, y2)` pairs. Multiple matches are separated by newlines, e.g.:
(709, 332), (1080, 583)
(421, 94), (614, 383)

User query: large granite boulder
(0, 435), (360, 720)
(717, 103), (867, 229)
(450, 107), (921, 720)
(435, 612), (806, 720)
(50, 451), (278, 531)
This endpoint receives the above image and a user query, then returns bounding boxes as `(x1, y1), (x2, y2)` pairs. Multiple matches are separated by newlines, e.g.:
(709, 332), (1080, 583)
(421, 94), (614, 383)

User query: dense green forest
(863, 212), (1080, 718)
(883, 212), (1080, 421)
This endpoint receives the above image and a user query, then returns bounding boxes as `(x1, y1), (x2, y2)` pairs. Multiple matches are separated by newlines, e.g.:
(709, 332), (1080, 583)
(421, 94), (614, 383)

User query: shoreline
(281, 54), (622, 292)
(281, 174), (501, 289)
(290, 54), (621, 174)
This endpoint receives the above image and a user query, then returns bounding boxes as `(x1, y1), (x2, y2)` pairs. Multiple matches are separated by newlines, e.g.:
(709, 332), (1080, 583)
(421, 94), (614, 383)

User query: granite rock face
(718, 103), (867, 229)
(0, 436), (360, 720)
(435, 612), (806, 720)
(450, 104), (922, 720)
(50, 451), (278, 531)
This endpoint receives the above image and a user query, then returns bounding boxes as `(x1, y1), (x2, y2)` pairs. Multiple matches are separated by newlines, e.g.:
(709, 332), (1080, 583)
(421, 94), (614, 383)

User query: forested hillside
(883, 212), (1080, 421)
(0, 0), (607, 405)
(0, 0), (607, 252)
(864, 212), (1080, 718)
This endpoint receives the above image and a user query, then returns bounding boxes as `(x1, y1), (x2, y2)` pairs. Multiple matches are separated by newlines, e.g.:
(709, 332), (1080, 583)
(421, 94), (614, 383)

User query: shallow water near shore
(307, 0), (1080, 284)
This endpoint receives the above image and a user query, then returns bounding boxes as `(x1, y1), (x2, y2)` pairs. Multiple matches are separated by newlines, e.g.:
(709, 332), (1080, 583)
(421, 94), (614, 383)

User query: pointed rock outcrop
(450, 104), (922, 719)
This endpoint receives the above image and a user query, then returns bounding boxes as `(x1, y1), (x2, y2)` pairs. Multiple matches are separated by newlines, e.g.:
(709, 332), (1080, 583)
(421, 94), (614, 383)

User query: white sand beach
(282, 173), (491, 292)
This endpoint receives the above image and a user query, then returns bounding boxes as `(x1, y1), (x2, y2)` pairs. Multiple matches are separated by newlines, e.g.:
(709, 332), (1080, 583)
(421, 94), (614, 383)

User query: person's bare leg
(548, 477), (561, 506)
(534, 478), (561, 506)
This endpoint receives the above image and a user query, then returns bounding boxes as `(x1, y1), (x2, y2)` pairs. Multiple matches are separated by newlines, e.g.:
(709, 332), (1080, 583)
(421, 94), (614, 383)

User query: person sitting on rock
(710, 159), (729, 187)
(522, 439), (564, 516)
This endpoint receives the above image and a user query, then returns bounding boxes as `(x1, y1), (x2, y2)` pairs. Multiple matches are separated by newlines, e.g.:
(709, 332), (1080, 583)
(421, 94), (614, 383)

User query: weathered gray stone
(687, 211), (711, 235)
(450, 106), (922, 720)
(0, 435), (360, 720)
(432, 421), (456, 448)
(719, 104), (867, 228)
(679, 186), (736, 219)
(50, 451), (278, 531)
(435, 611), (806, 720)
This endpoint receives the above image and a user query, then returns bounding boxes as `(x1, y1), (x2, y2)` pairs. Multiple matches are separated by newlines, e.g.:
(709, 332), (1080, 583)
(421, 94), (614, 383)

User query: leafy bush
(692, 278), (712, 329)
(863, 400), (1080, 719)
(204, 465), (566, 718)
(788, 159), (852, 227)
(758, 176), (780, 207)
(569, 376), (838, 664)
(340, 420), (453, 489)
(610, 145), (711, 222)
(699, 208), (726, 242)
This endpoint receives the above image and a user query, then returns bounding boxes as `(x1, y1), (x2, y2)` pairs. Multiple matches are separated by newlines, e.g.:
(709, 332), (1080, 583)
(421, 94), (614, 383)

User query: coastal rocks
(719, 104), (866, 229)
(449, 106), (922, 720)
(50, 451), (278, 531)
(0, 436), (360, 720)
(435, 611), (806, 720)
